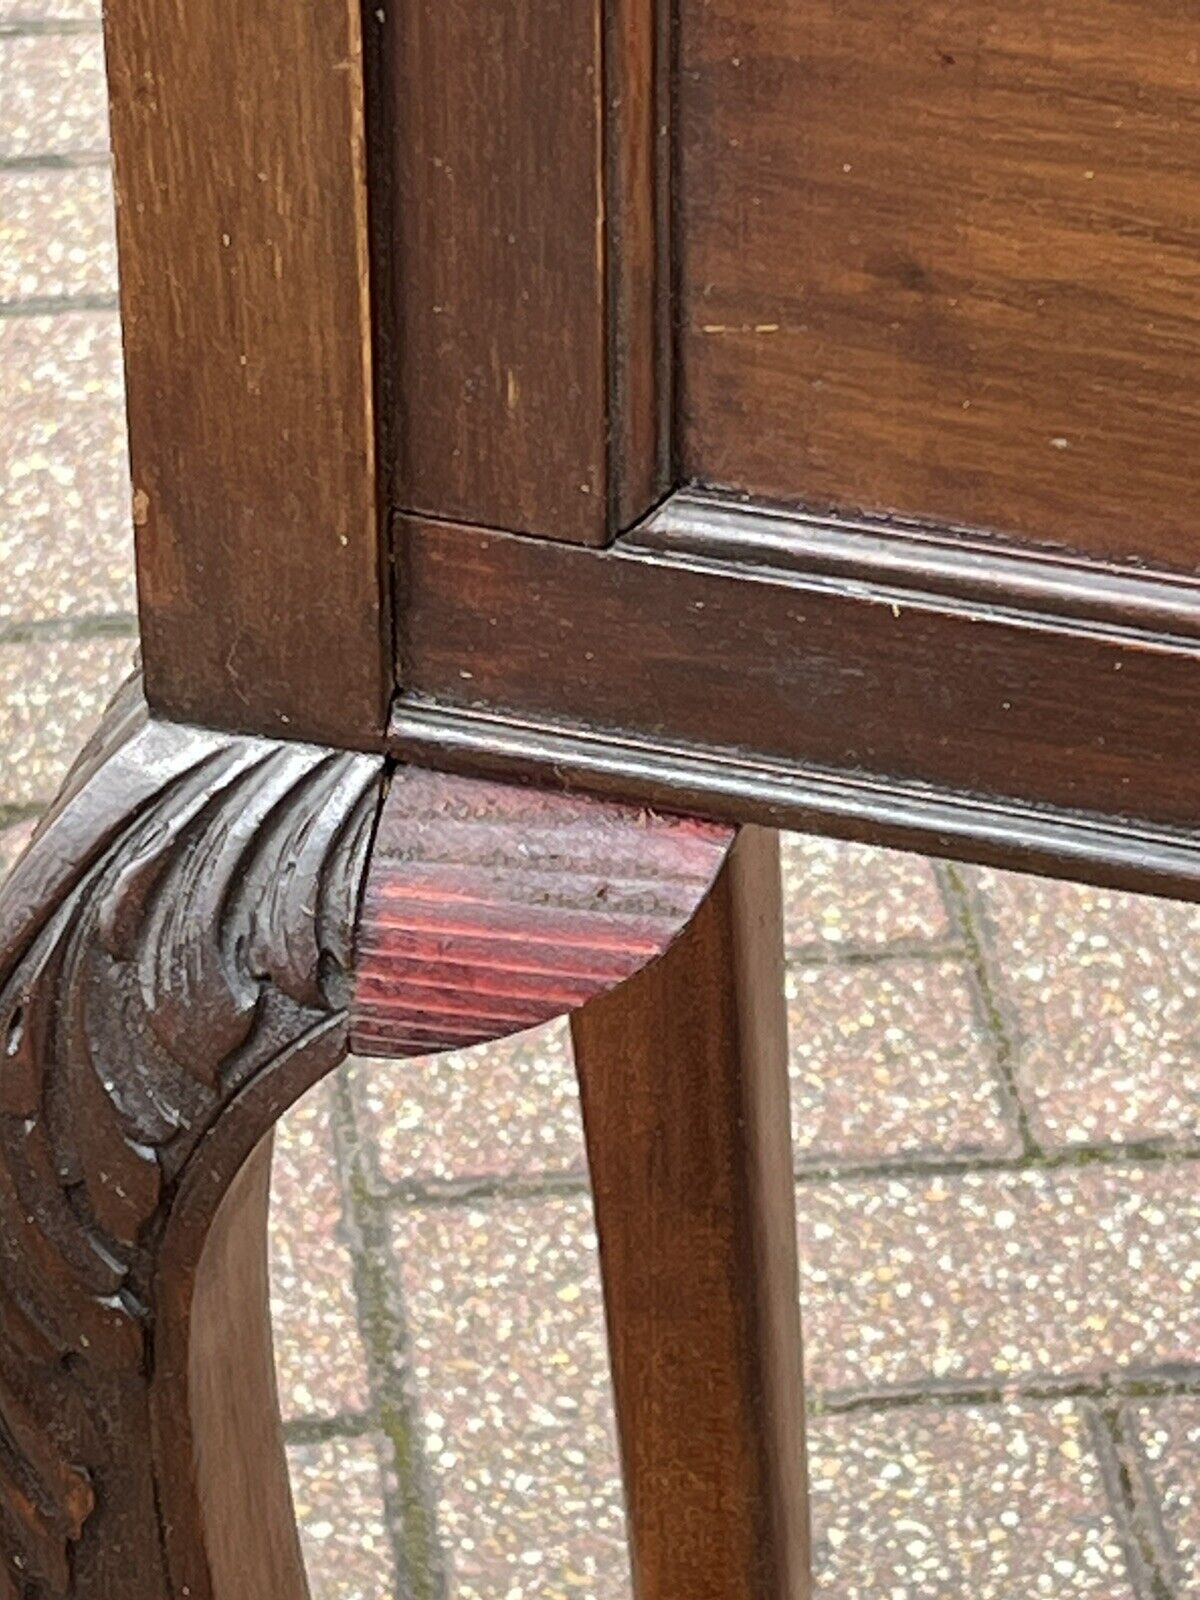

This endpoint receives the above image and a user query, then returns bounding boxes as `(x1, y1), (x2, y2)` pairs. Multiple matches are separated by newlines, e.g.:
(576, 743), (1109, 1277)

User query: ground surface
(3, 13), (1199, 1597)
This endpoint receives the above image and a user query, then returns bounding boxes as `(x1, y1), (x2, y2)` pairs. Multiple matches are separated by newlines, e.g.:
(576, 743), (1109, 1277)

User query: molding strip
(634, 492), (1200, 643)
(393, 493), (1200, 896)
(390, 698), (1200, 905)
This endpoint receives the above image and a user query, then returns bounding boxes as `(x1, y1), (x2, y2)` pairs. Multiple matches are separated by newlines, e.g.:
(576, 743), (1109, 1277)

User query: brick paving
(3, 15), (1199, 1600)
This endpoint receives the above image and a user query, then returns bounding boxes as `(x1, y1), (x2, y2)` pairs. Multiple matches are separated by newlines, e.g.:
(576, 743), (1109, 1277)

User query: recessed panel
(679, 0), (1200, 570)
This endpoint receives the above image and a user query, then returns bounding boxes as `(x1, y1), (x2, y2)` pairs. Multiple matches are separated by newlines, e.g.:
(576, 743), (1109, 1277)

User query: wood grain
(385, 0), (607, 543)
(103, 0), (388, 744)
(351, 764), (732, 1057)
(572, 827), (809, 1600)
(607, 0), (672, 529)
(185, 1137), (307, 1600)
(679, 0), (1200, 569)
(394, 499), (1200, 850)
(382, 0), (666, 544)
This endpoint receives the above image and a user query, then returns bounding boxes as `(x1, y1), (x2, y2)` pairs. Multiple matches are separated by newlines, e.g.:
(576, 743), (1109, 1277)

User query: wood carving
(0, 677), (383, 1598)
(0, 677), (732, 1598)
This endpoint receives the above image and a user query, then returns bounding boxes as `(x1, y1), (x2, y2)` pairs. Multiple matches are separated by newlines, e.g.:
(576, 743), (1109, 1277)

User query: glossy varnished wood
(0, 681), (382, 1598)
(572, 828), (809, 1600)
(394, 503), (1200, 862)
(0, 678), (740, 1597)
(679, 0), (1200, 569)
(384, 0), (666, 543)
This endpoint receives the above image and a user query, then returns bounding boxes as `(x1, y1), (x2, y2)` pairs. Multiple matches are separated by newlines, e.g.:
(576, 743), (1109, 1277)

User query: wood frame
(102, 0), (388, 747)
(78, 2), (1200, 1590)
(381, 0), (669, 543)
(104, 0), (1200, 916)
(392, 494), (1200, 904)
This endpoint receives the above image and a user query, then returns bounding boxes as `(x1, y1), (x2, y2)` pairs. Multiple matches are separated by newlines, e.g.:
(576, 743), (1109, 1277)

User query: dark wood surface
(382, 0), (665, 544)
(393, 501), (1200, 897)
(678, 0), (1200, 570)
(572, 827), (809, 1600)
(0, 680), (383, 1598)
(607, 0), (673, 530)
(0, 677), (745, 1598)
(351, 765), (731, 1056)
(104, 0), (389, 747)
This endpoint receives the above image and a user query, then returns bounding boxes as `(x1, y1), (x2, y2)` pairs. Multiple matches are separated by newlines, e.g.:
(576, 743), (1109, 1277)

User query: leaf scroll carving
(0, 680), (383, 1597)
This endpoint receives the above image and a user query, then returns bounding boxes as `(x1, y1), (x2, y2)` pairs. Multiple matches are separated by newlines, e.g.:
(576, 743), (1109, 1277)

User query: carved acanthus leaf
(0, 684), (382, 1596)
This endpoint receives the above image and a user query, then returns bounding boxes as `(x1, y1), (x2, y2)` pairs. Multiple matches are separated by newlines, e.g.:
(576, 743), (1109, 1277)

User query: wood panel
(104, 0), (388, 746)
(383, 0), (667, 543)
(572, 828), (810, 1600)
(392, 497), (1200, 898)
(678, 0), (1200, 571)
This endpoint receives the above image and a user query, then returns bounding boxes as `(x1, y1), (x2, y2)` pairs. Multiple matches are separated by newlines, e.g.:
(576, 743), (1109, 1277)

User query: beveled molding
(390, 491), (1200, 903)
(635, 491), (1200, 642)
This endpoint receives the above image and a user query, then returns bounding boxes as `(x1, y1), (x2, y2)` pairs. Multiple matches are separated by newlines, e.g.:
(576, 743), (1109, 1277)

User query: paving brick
(788, 958), (1017, 1165)
(808, 1400), (1132, 1597)
(288, 1434), (397, 1600)
(0, 34), (109, 159)
(0, 312), (135, 622)
(391, 1195), (629, 1600)
(0, 635), (133, 806)
(0, 166), (117, 302)
(270, 1079), (370, 1421)
(353, 1018), (586, 1189)
(0, 3), (100, 19)
(797, 1161), (1200, 1395)
(782, 832), (949, 952)
(971, 866), (1200, 1148)
(1126, 1394), (1200, 1592)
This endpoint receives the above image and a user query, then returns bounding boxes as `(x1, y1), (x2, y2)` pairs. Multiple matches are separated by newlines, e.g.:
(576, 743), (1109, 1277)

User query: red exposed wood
(349, 766), (733, 1058)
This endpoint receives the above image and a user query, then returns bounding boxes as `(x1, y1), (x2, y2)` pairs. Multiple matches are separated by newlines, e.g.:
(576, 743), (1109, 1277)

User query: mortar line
(0, 17), (102, 35)
(1109, 1401), (1187, 1596)
(935, 859), (1042, 1157)
(1084, 1400), (1176, 1600)
(0, 292), (118, 317)
(282, 1410), (379, 1448)
(0, 151), (109, 172)
(367, 1132), (1200, 1213)
(0, 613), (137, 646)
(785, 935), (964, 969)
(328, 1070), (449, 1600)
(815, 1364), (1200, 1418)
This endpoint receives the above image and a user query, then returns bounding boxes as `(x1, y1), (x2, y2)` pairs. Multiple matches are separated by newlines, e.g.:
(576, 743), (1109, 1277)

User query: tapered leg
(571, 826), (810, 1600)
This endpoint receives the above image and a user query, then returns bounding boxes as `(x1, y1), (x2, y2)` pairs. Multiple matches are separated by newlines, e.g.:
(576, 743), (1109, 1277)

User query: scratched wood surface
(381, 0), (666, 544)
(350, 765), (732, 1057)
(103, 0), (387, 744)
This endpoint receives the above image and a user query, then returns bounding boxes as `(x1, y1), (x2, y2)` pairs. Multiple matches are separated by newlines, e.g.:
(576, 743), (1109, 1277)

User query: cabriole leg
(0, 678), (382, 1600)
(0, 678), (736, 1599)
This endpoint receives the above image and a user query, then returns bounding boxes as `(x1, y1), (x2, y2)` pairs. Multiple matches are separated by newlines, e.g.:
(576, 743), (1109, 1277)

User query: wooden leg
(571, 826), (810, 1600)
(0, 675), (735, 1599)
(0, 677), (382, 1600)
